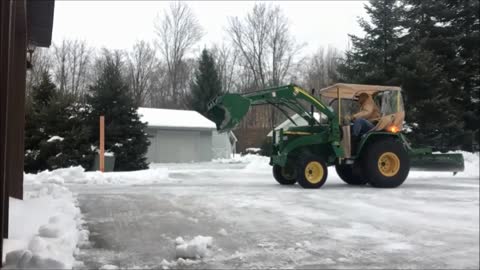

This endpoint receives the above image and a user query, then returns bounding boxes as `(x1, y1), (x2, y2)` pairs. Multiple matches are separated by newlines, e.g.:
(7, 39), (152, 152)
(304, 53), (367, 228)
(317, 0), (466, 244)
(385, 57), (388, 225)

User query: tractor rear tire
(362, 138), (410, 188)
(273, 164), (296, 185)
(335, 162), (368, 185)
(296, 155), (328, 189)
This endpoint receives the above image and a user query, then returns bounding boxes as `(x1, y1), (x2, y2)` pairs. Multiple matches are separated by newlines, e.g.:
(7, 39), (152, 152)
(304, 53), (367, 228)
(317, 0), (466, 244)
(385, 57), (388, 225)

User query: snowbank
(24, 166), (169, 186)
(2, 183), (88, 269)
(213, 154), (271, 172)
(175, 235), (213, 259)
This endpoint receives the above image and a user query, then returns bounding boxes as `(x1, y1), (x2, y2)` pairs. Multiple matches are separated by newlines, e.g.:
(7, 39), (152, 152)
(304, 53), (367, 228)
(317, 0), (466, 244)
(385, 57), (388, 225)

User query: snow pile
(2, 183), (88, 269)
(213, 153), (263, 164)
(242, 155), (271, 172)
(24, 166), (169, 185)
(160, 258), (199, 269)
(245, 147), (262, 154)
(457, 151), (479, 178)
(99, 264), (119, 270)
(46, 135), (64, 142)
(175, 235), (213, 259)
(213, 154), (271, 171)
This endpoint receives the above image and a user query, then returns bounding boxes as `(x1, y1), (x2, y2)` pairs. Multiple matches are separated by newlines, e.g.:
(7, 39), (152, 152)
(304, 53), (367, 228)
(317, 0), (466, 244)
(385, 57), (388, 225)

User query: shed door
(155, 130), (199, 163)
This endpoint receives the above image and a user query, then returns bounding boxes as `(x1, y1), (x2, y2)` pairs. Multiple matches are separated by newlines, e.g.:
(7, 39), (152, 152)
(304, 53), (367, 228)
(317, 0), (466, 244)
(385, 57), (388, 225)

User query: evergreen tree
(340, 0), (479, 150)
(24, 72), (94, 172)
(339, 0), (405, 84)
(398, 0), (473, 149)
(87, 52), (150, 171)
(187, 49), (223, 115)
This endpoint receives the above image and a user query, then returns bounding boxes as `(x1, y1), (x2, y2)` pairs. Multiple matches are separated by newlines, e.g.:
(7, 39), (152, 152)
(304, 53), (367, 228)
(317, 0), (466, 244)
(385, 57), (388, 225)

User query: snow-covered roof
(267, 112), (324, 137)
(138, 107), (216, 130)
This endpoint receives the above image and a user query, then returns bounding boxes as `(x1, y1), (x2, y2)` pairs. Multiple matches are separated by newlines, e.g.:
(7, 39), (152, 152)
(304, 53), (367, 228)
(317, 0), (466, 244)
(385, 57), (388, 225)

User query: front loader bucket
(207, 93), (251, 132)
(410, 152), (465, 173)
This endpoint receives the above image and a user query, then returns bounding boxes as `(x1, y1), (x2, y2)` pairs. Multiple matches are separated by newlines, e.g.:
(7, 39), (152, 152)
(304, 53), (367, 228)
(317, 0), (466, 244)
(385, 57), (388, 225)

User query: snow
(72, 151), (478, 268)
(8, 151), (478, 269)
(23, 166), (169, 186)
(138, 107), (216, 130)
(217, 228), (228, 236)
(2, 183), (87, 269)
(46, 135), (64, 142)
(245, 147), (262, 154)
(175, 235), (213, 259)
(99, 264), (119, 270)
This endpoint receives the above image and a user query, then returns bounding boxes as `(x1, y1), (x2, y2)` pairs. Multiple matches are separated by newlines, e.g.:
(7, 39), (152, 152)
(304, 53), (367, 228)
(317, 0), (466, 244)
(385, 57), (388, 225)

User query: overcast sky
(52, 1), (368, 55)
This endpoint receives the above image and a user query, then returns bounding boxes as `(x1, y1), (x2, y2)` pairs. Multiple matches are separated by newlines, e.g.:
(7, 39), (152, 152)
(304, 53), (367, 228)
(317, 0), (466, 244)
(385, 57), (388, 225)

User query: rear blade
(410, 153), (465, 172)
(207, 93), (251, 132)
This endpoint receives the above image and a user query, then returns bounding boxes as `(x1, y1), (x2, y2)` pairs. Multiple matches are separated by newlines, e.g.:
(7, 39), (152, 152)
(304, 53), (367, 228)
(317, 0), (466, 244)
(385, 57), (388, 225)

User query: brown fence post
(99, 115), (105, 172)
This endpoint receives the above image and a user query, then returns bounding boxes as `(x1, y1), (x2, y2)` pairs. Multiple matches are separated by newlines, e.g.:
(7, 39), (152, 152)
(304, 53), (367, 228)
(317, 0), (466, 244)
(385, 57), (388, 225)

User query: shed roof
(319, 83), (401, 99)
(138, 107), (216, 130)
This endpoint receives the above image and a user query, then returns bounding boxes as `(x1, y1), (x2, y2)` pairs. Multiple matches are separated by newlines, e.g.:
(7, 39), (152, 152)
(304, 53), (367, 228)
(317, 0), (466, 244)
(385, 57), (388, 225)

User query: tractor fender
(356, 132), (406, 157)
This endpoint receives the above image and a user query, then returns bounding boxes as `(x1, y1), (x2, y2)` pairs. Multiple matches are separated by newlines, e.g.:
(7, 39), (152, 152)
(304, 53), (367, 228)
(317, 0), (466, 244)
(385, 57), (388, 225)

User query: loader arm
(207, 84), (337, 131)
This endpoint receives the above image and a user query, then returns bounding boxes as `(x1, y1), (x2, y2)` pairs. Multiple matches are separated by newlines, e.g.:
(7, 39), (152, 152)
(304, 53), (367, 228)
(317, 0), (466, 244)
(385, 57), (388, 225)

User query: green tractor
(207, 83), (464, 189)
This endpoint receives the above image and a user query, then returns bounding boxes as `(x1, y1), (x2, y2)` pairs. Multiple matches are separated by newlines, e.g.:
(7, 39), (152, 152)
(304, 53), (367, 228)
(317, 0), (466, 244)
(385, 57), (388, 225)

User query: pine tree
(187, 49), (223, 115)
(398, 0), (472, 149)
(339, 0), (405, 84)
(24, 72), (94, 172)
(24, 72), (56, 172)
(87, 52), (150, 171)
(341, 0), (479, 150)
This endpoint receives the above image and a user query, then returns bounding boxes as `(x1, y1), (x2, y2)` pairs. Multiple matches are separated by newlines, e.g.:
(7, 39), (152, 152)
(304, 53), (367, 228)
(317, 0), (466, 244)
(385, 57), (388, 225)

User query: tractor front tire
(362, 138), (410, 188)
(273, 164), (296, 185)
(335, 162), (368, 185)
(296, 155), (328, 189)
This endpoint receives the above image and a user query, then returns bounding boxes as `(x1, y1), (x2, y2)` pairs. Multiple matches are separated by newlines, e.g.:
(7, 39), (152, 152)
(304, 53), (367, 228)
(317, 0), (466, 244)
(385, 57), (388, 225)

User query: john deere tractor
(207, 83), (464, 188)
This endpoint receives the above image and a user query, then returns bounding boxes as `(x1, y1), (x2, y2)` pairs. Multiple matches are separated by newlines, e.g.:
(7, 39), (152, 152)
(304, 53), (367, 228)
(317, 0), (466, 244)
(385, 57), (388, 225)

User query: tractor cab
(319, 83), (405, 132)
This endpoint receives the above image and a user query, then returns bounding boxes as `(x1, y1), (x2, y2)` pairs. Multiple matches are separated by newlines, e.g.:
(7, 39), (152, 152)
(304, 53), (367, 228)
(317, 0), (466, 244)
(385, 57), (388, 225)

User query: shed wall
(212, 131), (234, 159)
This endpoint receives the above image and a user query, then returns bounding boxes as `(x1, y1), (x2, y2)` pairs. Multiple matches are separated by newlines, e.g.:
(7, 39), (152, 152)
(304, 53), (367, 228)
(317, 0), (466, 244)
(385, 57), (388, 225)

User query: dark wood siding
(1, 0), (54, 260)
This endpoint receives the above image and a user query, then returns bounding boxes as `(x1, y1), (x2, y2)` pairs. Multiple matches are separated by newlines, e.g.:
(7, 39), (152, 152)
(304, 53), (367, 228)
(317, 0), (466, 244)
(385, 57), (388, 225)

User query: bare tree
(52, 39), (69, 92)
(154, 2), (203, 106)
(26, 47), (53, 96)
(303, 46), (341, 91)
(227, 3), (303, 128)
(52, 39), (92, 97)
(69, 40), (92, 97)
(126, 41), (157, 106)
(227, 4), (271, 89)
(211, 43), (238, 93)
(227, 3), (302, 90)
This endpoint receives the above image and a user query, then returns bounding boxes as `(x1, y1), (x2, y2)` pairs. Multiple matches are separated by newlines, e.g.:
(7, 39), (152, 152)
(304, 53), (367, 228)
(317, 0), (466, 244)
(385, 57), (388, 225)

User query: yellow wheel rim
(378, 152), (400, 177)
(304, 161), (324, 184)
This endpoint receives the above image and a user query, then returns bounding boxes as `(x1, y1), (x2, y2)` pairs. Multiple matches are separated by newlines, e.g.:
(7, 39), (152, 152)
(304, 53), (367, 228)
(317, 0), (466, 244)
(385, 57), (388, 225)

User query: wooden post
(99, 115), (105, 172)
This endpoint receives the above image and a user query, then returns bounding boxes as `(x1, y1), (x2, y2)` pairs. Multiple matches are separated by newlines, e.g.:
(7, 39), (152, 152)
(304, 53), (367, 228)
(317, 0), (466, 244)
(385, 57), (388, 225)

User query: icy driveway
(71, 157), (479, 269)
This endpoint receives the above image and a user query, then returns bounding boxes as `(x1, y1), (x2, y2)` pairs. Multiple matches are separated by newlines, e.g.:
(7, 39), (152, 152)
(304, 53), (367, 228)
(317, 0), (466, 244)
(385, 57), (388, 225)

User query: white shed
(138, 107), (235, 163)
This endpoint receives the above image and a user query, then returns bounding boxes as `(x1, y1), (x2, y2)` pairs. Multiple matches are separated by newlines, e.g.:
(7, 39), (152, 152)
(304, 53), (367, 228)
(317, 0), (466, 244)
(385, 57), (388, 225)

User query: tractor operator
(345, 92), (380, 137)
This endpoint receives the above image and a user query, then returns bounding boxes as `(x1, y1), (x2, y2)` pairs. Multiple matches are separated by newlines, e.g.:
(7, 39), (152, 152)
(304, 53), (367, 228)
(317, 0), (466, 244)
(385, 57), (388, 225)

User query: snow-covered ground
(2, 183), (88, 269)
(3, 152), (479, 269)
